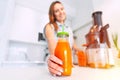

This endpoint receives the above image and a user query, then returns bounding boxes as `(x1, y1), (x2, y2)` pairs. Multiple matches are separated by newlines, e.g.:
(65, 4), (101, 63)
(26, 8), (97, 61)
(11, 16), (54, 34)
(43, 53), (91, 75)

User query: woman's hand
(47, 55), (63, 76)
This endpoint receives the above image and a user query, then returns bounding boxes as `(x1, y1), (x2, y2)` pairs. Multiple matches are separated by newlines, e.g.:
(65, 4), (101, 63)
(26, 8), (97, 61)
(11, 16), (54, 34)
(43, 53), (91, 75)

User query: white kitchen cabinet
(4, 40), (47, 66)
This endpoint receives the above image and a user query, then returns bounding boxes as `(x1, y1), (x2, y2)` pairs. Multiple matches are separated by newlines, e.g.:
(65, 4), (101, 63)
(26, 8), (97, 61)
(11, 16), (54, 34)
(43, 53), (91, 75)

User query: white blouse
(44, 21), (74, 49)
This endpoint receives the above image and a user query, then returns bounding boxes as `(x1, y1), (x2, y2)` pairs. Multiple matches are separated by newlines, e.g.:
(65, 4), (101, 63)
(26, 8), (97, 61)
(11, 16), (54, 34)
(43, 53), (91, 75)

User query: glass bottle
(54, 32), (72, 76)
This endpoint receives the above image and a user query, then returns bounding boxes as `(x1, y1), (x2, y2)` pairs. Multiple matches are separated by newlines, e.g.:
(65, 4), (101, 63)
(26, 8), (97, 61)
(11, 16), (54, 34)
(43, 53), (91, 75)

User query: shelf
(9, 39), (47, 46)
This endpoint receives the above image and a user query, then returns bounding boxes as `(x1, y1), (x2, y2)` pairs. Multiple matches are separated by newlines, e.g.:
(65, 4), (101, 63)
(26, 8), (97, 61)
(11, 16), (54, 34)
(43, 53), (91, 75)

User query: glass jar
(77, 50), (87, 67)
(54, 32), (72, 76)
(86, 32), (110, 69)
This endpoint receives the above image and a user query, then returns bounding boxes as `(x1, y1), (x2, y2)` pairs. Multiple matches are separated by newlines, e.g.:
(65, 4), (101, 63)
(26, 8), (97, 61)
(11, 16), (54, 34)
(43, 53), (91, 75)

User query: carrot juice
(54, 32), (72, 76)
(77, 51), (87, 67)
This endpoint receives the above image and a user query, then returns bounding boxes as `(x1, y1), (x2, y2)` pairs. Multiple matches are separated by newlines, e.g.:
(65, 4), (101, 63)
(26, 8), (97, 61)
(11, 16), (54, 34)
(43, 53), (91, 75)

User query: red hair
(48, 1), (62, 31)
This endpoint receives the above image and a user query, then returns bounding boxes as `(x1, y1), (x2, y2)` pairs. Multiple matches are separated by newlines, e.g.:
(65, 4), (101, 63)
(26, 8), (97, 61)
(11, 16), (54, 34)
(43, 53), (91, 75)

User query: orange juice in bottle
(54, 32), (72, 76)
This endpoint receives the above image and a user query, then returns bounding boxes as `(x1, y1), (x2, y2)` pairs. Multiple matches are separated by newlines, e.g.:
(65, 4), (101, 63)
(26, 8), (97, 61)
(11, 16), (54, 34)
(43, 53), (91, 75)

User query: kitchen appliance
(85, 11), (112, 68)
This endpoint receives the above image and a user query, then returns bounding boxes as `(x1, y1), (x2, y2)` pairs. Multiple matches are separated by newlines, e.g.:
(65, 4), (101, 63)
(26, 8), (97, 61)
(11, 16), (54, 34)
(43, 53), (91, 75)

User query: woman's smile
(54, 3), (66, 23)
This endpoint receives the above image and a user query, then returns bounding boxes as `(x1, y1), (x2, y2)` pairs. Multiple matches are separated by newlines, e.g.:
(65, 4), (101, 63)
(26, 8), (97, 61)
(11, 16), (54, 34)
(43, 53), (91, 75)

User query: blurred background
(0, 0), (120, 66)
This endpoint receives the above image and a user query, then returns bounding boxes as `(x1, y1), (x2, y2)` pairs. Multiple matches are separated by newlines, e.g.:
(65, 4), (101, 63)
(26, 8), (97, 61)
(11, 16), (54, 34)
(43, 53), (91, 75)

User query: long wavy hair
(48, 1), (62, 31)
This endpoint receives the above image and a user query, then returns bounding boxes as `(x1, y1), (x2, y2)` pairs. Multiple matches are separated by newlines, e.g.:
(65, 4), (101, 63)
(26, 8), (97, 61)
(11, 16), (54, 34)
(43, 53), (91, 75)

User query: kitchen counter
(0, 64), (120, 80)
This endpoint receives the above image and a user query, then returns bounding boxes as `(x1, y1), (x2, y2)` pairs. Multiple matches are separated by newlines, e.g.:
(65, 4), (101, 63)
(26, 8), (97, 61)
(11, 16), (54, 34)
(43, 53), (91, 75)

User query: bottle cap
(57, 32), (69, 37)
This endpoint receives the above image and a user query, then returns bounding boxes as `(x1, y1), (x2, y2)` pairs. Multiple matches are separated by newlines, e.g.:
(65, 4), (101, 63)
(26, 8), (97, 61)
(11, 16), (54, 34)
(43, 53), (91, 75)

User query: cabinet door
(10, 4), (48, 43)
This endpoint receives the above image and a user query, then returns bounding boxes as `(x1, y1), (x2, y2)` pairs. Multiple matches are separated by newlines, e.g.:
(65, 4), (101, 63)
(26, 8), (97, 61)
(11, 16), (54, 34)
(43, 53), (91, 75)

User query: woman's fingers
(47, 55), (63, 76)
(48, 62), (63, 76)
(48, 58), (63, 72)
(49, 55), (63, 65)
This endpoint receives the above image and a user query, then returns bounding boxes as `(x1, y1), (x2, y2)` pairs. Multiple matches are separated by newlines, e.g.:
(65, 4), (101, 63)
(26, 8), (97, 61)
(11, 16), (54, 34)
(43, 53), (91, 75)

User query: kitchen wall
(73, 1), (94, 49)
(73, 22), (92, 50)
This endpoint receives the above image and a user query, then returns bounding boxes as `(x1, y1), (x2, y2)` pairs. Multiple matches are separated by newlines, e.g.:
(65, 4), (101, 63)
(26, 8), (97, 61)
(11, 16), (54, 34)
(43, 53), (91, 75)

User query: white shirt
(44, 21), (74, 49)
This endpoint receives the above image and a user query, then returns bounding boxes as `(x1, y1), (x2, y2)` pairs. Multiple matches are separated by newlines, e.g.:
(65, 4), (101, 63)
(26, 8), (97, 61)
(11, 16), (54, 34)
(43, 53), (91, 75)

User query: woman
(44, 1), (81, 76)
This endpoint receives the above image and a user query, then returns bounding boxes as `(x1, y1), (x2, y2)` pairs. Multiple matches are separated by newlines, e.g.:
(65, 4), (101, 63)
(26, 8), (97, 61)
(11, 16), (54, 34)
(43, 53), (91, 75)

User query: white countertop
(0, 64), (120, 80)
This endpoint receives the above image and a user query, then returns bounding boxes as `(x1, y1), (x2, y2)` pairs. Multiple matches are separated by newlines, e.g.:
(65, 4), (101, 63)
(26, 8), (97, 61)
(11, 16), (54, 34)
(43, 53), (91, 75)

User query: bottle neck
(57, 36), (68, 42)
